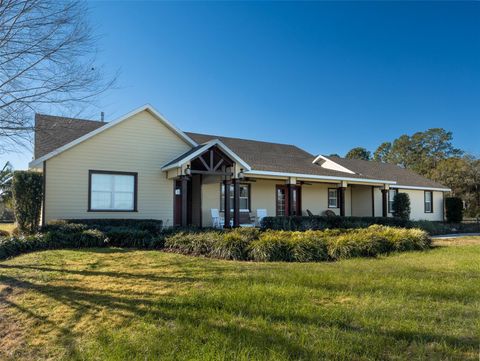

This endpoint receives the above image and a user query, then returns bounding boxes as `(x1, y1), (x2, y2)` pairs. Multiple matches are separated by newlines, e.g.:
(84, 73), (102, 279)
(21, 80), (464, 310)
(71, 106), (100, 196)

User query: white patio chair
(256, 209), (267, 226)
(211, 209), (224, 229)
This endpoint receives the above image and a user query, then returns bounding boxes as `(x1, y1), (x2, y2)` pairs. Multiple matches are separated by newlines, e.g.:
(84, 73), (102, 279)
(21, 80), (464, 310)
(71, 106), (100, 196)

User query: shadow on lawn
(0, 256), (477, 359)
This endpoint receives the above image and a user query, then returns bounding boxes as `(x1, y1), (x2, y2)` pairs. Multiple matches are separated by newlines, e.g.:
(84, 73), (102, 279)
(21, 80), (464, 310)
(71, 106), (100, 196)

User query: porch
(162, 141), (394, 228)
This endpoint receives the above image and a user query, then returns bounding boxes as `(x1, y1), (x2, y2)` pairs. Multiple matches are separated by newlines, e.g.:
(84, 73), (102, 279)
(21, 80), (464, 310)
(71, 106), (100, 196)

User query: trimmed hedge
(260, 215), (480, 235)
(260, 216), (410, 231)
(445, 197), (463, 223)
(392, 193), (411, 220)
(165, 225), (431, 262)
(12, 171), (43, 234)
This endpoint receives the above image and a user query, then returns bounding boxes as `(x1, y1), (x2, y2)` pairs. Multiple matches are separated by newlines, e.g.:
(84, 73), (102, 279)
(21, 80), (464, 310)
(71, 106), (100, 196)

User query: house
(29, 105), (450, 227)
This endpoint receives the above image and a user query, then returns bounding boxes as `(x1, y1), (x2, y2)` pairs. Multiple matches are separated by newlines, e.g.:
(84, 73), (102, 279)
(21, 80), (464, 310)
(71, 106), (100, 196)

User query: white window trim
(89, 171), (137, 212)
(328, 188), (338, 208)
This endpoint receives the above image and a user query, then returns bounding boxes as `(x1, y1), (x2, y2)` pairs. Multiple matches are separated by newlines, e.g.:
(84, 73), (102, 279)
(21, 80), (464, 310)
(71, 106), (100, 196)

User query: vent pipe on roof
(101, 112), (105, 122)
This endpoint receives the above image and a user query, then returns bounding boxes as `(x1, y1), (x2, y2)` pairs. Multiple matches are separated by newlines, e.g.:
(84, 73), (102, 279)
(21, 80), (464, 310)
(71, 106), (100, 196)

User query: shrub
(290, 231), (329, 262)
(249, 231), (294, 262)
(445, 197), (463, 223)
(392, 193), (411, 220)
(12, 171), (43, 234)
(44, 219), (163, 234)
(0, 229), (9, 237)
(260, 216), (410, 231)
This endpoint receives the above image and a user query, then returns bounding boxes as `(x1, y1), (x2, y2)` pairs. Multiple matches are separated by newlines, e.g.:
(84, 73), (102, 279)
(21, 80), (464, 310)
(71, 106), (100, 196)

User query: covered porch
(162, 140), (396, 228)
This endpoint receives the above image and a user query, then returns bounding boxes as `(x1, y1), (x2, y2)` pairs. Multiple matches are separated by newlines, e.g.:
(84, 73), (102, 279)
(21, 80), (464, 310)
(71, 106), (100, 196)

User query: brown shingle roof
(185, 132), (376, 180)
(326, 156), (449, 189)
(34, 114), (104, 158)
(33, 113), (448, 189)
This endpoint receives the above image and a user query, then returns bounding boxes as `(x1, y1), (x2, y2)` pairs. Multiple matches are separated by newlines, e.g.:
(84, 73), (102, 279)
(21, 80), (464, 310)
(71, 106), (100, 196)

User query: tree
(373, 142), (391, 162)
(430, 156), (480, 217)
(392, 193), (410, 220)
(0, 0), (115, 153)
(345, 147), (371, 161)
(386, 129), (462, 176)
(0, 161), (13, 206)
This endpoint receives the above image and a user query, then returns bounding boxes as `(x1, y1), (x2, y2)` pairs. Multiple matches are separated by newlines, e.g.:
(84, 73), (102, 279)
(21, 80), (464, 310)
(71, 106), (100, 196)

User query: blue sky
(4, 1), (479, 169)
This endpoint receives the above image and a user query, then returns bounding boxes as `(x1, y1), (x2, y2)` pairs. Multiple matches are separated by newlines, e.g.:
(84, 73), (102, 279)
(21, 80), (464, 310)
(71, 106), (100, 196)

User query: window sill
(88, 209), (138, 212)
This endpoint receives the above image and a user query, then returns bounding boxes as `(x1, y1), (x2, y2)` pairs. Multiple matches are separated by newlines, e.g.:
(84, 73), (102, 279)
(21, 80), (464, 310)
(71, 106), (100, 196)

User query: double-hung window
(424, 191), (433, 213)
(220, 183), (250, 212)
(328, 188), (338, 208)
(388, 189), (398, 213)
(89, 171), (137, 211)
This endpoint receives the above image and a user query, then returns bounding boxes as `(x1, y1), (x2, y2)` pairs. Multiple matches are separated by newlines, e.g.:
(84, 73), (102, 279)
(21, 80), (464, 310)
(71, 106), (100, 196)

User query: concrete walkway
(431, 233), (480, 239)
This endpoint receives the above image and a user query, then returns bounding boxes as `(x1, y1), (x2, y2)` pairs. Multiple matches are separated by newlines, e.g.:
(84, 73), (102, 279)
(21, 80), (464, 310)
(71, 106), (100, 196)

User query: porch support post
(371, 186), (375, 217)
(381, 186), (388, 217)
(232, 178), (240, 227)
(339, 181), (347, 217)
(181, 176), (188, 227)
(224, 179), (231, 228)
(287, 177), (297, 216)
(339, 187), (346, 216)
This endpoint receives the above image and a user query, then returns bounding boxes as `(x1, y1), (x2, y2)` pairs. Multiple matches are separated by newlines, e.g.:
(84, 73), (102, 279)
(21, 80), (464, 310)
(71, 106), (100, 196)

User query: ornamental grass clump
(249, 231), (294, 262)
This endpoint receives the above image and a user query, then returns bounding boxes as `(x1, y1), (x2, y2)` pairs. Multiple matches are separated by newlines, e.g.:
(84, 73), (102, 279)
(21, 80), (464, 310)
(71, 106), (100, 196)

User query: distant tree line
(344, 128), (479, 217)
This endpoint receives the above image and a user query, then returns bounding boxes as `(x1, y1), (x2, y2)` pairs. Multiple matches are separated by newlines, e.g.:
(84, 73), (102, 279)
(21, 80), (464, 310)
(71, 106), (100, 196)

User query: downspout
(42, 160), (46, 227)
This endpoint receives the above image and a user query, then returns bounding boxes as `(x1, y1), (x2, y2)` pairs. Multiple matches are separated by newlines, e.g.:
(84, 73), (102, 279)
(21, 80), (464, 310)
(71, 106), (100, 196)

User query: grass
(0, 222), (15, 234)
(0, 238), (479, 360)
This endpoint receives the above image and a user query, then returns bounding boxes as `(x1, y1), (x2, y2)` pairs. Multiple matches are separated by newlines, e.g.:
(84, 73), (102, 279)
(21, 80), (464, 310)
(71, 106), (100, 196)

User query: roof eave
(244, 170), (397, 185)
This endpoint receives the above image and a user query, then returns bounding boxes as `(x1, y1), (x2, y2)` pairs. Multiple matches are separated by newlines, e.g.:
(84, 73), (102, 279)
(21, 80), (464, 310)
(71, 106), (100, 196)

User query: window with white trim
(388, 189), (398, 213)
(89, 172), (137, 211)
(220, 183), (250, 212)
(328, 188), (338, 208)
(424, 191), (433, 213)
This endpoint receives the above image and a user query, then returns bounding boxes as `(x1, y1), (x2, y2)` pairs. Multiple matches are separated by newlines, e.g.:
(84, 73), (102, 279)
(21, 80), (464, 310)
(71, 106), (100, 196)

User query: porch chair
(256, 209), (267, 226)
(211, 209), (224, 229)
(239, 211), (255, 228)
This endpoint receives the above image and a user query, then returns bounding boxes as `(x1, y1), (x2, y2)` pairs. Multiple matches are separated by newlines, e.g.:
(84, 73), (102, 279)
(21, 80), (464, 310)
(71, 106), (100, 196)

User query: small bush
(445, 197), (463, 223)
(12, 171), (43, 234)
(392, 193), (411, 220)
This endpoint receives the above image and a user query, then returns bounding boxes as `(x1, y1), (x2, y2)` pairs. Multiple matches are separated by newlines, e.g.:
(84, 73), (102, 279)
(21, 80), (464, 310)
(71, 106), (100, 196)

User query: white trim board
(391, 185), (451, 192)
(244, 170), (397, 185)
(29, 104), (198, 169)
(312, 155), (355, 174)
(161, 139), (251, 171)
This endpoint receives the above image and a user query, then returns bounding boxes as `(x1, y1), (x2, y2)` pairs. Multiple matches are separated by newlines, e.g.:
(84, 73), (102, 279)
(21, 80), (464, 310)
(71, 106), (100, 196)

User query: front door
(276, 185), (301, 216)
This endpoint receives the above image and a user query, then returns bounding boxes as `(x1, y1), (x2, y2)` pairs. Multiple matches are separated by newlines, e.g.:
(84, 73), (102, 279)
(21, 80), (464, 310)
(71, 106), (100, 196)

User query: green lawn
(0, 239), (479, 361)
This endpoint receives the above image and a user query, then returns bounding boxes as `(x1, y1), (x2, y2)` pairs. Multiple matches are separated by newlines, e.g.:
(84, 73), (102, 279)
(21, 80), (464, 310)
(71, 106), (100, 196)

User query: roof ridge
(35, 113), (104, 124)
(185, 131), (315, 155)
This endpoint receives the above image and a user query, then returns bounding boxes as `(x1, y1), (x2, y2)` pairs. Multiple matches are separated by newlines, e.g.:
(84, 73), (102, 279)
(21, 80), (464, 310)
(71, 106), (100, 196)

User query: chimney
(101, 111), (105, 122)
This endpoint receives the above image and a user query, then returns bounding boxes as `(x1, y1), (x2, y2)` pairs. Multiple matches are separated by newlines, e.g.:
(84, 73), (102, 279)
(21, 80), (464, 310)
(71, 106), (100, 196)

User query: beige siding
(250, 179), (277, 219)
(45, 110), (191, 224)
(301, 183), (340, 216)
(201, 179), (221, 227)
(400, 189), (444, 221)
(373, 188), (383, 217)
(351, 185), (373, 217)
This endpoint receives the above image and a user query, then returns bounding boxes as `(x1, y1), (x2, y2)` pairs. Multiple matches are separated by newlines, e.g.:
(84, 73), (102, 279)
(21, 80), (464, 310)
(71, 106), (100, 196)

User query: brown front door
(276, 184), (301, 216)
(276, 185), (287, 216)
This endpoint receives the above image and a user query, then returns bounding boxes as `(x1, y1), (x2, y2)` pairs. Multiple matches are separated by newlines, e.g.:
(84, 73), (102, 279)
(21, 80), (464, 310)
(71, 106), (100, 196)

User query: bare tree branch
(0, 0), (116, 154)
